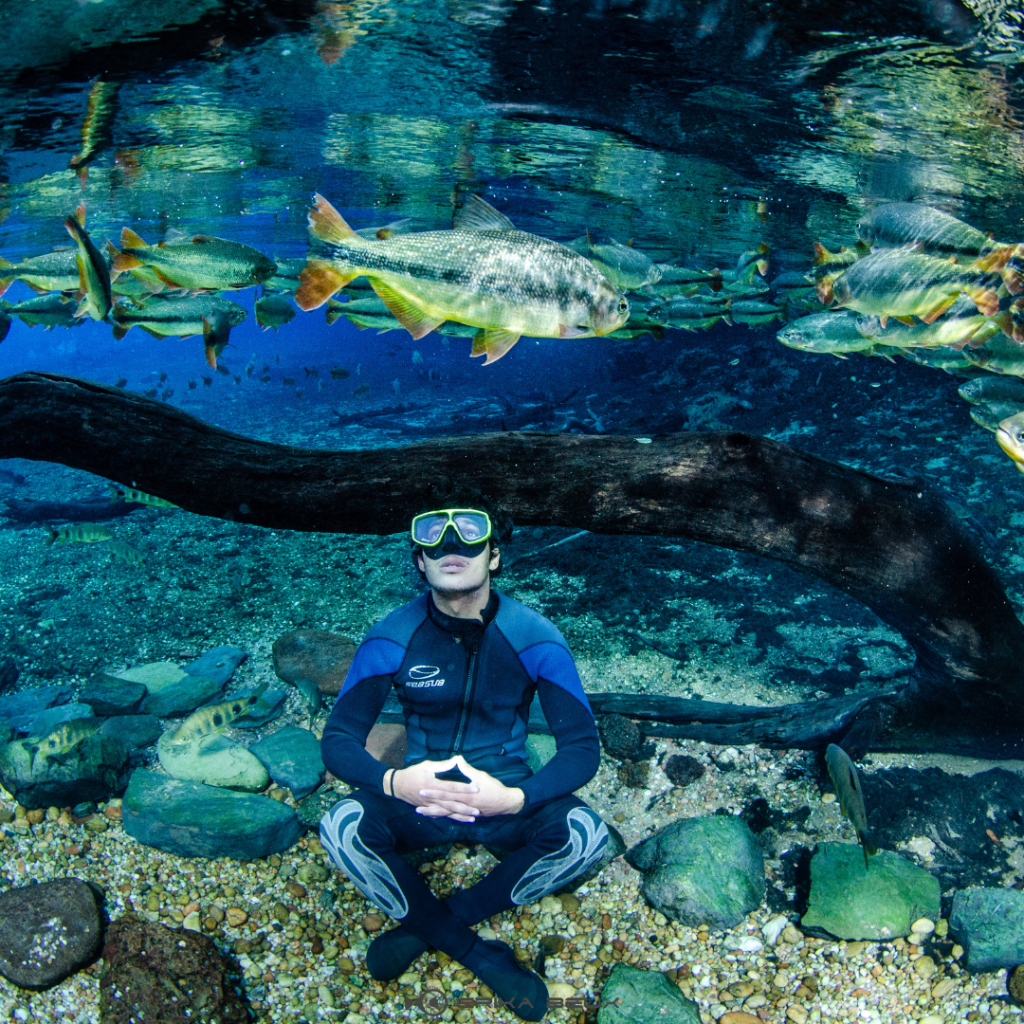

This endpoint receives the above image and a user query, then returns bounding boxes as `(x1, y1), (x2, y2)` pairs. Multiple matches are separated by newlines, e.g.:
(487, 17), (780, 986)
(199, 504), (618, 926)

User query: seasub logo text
(406, 665), (445, 688)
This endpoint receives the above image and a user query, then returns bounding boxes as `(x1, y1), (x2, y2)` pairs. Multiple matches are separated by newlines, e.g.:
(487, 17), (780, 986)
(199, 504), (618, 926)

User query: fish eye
(618, 298), (628, 312)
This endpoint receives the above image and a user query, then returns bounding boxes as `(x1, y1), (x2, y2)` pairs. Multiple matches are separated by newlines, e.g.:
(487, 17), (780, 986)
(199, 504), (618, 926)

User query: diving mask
(411, 509), (492, 558)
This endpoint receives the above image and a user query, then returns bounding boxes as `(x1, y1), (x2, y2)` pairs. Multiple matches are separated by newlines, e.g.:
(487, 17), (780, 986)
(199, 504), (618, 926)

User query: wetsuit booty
(460, 938), (549, 1022)
(365, 927), (429, 982)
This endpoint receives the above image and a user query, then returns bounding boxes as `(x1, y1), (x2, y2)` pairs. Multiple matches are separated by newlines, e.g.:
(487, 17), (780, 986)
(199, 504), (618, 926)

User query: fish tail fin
(993, 309), (1014, 340)
(43, 526), (57, 546)
(973, 246), (1013, 273)
(252, 681), (269, 700)
(963, 286), (1000, 318)
(755, 242), (769, 277)
(120, 227), (148, 248)
(815, 276), (834, 305)
(111, 248), (144, 274)
(295, 260), (357, 310)
(309, 193), (358, 244)
(812, 242), (832, 266)
(708, 269), (723, 293)
(73, 203), (86, 228)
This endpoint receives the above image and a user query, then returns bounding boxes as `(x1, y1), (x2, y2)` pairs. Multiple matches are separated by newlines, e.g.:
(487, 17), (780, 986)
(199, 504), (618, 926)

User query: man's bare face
(417, 543), (500, 597)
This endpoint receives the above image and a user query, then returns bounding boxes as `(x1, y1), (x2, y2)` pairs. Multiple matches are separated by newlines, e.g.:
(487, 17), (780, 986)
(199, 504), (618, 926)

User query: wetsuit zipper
(451, 644), (479, 753)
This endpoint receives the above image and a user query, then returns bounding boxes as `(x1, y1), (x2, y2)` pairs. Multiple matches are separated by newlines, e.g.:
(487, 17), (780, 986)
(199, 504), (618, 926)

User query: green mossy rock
(157, 731), (269, 792)
(802, 842), (940, 940)
(949, 887), (1024, 971)
(122, 769), (301, 860)
(625, 815), (763, 929)
(597, 964), (700, 1024)
(116, 662), (188, 693)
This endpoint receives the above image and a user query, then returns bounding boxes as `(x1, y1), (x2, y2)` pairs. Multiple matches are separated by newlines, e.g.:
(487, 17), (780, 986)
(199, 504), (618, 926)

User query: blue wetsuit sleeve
(320, 674), (394, 794)
(516, 678), (600, 811)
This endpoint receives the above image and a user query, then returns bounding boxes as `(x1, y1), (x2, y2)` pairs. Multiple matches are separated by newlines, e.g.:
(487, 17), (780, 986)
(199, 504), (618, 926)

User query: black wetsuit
(318, 590), (609, 955)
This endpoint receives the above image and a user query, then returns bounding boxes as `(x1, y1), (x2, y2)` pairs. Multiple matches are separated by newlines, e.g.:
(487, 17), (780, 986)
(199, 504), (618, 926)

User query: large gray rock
(597, 964), (701, 1024)
(0, 731), (131, 810)
(272, 629), (356, 696)
(249, 725), (324, 799)
(802, 843), (940, 940)
(626, 815), (763, 929)
(99, 913), (252, 1024)
(116, 662), (187, 692)
(949, 887), (1024, 971)
(0, 878), (103, 990)
(156, 731), (269, 791)
(139, 675), (222, 718)
(122, 769), (301, 860)
(0, 686), (73, 733)
(80, 675), (146, 717)
(98, 715), (162, 752)
(183, 645), (247, 687)
(24, 703), (94, 738)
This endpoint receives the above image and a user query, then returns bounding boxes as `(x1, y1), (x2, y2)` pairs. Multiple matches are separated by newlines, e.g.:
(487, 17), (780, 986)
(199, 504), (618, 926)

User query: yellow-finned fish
(294, 193), (630, 364)
(829, 249), (1002, 326)
(44, 523), (113, 545)
(26, 718), (102, 765)
(0, 249), (83, 297)
(997, 411), (1024, 474)
(776, 312), (877, 358)
(565, 232), (662, 292)
(64, 204), (112, 322)
(112, 228), (277, 292)
(856, 203), (1013, 263)
(107, 483), (178, 509)
(825, 743), (878, 869)
(854, 295), (1010, 351)
(68, 80), (120, 180)
(169, 682), (270, 743)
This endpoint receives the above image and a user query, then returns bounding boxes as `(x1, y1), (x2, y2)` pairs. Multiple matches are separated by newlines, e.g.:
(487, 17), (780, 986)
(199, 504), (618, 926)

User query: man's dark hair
(408, 491), (513, 582)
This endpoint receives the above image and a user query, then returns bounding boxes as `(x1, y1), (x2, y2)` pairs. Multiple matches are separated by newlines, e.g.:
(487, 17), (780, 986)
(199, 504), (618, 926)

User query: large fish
(0, 249), (83, 297)
(566, 232), (662, 292)
(68, 81), (119, 180)
(9, 293), (81, 329)
(828, 249), (1002, 326)
(112, 229), (277, 292)
(64, 205), (112, 322)
(111, 294), (247, 368)
(959, 375), (1024, 406)
(294, 193), (630, 364)
(169, 682), (270, 743)
(856, 203), (1012, 263)
(43, 523), (113, 545)
(997, 411), (1024, 474)
(825, 743), (878, 869)
(25, 718), (102, 766)
(776, 312), (877, 358)
(855, 295), (1009, 351)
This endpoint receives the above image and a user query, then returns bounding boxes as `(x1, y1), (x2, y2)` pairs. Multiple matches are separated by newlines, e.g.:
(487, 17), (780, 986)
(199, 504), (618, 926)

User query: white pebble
(762, 915), (789, 945)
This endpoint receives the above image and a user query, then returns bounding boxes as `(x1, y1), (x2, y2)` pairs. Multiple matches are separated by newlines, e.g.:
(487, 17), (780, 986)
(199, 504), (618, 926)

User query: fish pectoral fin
(893, 315), (916, 326)
(295, 260), (356, 311)
(470, 327), (522, 364)
(368, 280), (443, 340)
(814, 278), (834, 305)
(452, 193), (516, 232)
(309, 193), (358, 244)
(558, 324), (590, 338)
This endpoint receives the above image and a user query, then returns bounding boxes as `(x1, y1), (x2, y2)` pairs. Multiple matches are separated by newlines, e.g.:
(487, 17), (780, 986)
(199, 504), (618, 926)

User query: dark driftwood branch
(2, 371), (1023, 756)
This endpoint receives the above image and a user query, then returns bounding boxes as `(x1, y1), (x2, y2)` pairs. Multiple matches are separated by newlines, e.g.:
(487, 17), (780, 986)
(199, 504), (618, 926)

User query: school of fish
(775, 202), (1024, 476)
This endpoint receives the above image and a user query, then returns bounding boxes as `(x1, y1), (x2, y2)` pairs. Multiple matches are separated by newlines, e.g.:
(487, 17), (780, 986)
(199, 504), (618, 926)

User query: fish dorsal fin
(453, 194), (516, 232)
(369, 280), (444, 340)
(164, 227), (189, 243)
(470, 326), (521, 364)
(309, 193), (357, 244)
(121, 227), (148, 249)
(812, 242), (831, 266)
(73, 204), (86, 227)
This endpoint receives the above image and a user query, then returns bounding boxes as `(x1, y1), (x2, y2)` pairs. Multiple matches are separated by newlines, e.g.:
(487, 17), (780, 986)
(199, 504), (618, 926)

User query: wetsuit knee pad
(320, 797), (409, 918)
(510, 806), (610, 905)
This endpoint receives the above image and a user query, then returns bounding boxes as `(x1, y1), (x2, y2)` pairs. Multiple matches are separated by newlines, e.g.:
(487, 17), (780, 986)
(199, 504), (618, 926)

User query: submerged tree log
(2, 371), (1022, 756)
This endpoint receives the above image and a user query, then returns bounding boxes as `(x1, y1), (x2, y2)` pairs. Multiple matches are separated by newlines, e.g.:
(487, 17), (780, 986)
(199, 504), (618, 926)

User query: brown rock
(225, 908), (247, 927)
(271, 629), (357, 696)
(99, 913), (251, 1024)
(365, 723), (408, 769)
(363, 914), (384, 932)
(285, 882), (307, 900)
(1008, 965), (1024, 1007)
(720, 1014), (763, 1024)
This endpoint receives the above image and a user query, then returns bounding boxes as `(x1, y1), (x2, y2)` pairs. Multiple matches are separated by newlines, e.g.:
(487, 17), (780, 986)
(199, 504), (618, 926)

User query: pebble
(782, 924), (804, 943)
(913, 955), (937, 980)
(912, 917), (936, 935)
(225, 907), (247, 926)
(786, 1004), (808, 1024)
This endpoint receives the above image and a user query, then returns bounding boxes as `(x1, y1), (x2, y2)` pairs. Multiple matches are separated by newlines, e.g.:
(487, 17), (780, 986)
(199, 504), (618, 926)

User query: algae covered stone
(625, 814), (764, 928)
(597, 963), (700, 1024)
(801, 842), (940, 940)
(249, 724), (324, 799)
(122, 769), (301, 860)
(949, 886), (1024, 971)
(157, 731), (269, 791)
